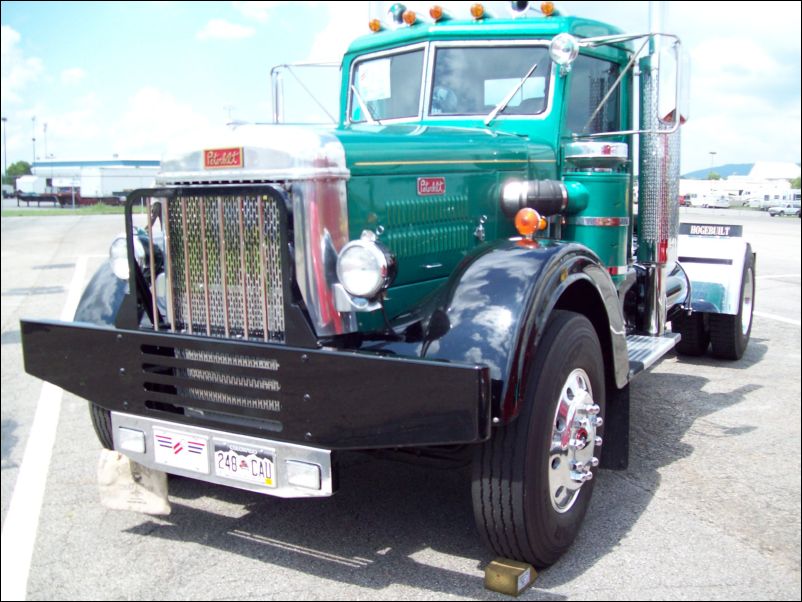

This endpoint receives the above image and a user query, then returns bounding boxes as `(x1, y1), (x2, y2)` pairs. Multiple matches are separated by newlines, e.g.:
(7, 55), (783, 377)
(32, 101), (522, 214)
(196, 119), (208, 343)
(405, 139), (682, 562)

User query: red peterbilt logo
(417, 177), (446, 196)
(204, 147), (243, 169)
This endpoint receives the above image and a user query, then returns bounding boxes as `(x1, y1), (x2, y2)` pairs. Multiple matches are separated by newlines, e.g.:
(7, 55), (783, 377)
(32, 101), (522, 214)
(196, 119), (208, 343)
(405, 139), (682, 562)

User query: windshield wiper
(351, 85), (381, 125)
(484, 61), (539, 126)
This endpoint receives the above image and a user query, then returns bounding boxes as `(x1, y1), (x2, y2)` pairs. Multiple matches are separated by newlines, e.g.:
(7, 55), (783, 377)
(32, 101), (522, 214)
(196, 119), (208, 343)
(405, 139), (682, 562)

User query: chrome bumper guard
(112, 412), (334, 498)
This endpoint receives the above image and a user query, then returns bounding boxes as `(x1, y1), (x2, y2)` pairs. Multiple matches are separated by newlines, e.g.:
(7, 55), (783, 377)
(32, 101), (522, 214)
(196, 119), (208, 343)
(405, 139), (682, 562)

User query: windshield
(350, 48), (425, 122)
(430, 46), (551, 116)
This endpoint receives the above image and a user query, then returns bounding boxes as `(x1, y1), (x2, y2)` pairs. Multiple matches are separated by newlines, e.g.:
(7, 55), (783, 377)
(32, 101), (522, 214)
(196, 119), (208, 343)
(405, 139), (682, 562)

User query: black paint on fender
(416, 238), (629, 422)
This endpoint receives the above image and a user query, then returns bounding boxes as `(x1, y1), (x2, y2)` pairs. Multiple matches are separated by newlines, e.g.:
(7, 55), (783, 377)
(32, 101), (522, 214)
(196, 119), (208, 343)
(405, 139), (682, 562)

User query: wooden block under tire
(484, 558), (537, 596)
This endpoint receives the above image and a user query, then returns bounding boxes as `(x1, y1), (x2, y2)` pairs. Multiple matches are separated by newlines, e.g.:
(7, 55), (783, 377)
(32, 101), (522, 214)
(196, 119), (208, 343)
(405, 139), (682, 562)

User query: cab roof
(346, 15), (625, 55)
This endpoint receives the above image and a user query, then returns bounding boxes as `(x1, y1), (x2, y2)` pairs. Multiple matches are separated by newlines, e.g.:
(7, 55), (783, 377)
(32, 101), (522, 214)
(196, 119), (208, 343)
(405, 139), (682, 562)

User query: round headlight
(109, 233), (144, 280)
(336, 239), (393, 299)
(549, 33), (579, 69)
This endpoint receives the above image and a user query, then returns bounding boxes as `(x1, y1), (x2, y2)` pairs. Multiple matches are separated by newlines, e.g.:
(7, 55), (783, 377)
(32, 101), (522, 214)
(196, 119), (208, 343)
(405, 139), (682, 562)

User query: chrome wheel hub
(549, 368), (601, 513)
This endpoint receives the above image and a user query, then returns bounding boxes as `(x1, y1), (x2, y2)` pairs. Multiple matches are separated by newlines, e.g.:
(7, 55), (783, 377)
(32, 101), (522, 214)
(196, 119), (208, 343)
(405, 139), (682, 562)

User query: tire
(90, 402), (114, 450)
(472, 310), (605, 568)
(672, 312), (710, 356)
(709, 245), (755, 360)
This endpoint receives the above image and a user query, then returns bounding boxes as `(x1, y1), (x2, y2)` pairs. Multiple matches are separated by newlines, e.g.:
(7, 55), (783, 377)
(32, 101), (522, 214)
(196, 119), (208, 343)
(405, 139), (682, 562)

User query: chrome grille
(163, 192), (286, 342)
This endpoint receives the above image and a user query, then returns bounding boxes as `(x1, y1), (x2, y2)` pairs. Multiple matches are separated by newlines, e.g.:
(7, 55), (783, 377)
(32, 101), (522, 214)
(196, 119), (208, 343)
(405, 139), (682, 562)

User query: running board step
(627, 333), (680, 377)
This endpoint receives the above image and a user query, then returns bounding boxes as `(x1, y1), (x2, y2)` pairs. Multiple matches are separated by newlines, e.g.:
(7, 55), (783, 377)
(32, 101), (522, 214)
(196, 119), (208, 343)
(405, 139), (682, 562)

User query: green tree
(707, 172), (721, 180)
(791, 176), (801, 189)
(3, 161), (32, 186)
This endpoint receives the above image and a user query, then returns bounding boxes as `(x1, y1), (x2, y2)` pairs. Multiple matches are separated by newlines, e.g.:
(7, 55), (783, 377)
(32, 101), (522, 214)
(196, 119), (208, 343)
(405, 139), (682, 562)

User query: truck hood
(156, 123), (556, 184)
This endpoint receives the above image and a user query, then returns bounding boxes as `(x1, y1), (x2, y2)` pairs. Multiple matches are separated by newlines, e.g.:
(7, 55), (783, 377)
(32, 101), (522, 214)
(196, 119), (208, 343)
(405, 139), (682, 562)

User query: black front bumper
(21, 320), (491, 449)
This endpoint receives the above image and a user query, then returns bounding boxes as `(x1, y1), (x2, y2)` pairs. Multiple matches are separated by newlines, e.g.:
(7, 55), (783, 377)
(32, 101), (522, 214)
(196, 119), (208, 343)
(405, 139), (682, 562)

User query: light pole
(1, 116), (7, 183)
(44, 122), (48, 159)
(32, 116), (36, 163)
(708, 151), (717, 170)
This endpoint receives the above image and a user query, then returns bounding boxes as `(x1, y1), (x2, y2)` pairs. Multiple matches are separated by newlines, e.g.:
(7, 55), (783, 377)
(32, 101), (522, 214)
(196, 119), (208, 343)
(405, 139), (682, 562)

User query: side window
(566, 55), (621, 134)
(350, 49), (424, 122)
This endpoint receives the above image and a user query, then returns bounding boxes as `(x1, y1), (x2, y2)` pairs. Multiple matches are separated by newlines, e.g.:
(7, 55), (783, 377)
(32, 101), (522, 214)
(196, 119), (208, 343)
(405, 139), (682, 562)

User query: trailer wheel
(90, 403), (114, 450)
(672, 312), (710, 356)
(709, 245), (755, 360)
(472, 310), (605, 568)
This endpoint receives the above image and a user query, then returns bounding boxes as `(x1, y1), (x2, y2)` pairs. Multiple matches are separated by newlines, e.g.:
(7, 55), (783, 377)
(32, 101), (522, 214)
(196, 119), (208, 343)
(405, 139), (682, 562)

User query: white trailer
(79, 167), (157, 199)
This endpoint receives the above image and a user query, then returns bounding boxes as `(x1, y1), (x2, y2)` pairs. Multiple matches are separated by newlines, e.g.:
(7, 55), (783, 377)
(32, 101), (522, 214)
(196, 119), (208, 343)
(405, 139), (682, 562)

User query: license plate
(152, 428), (210, 474)
(214, 441), (275, 488)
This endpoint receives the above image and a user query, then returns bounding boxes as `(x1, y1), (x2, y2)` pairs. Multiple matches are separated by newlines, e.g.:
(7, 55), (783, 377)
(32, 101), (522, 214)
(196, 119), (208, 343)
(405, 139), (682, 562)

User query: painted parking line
(754, 311), (801, 327)
(1, 256), (88, 601)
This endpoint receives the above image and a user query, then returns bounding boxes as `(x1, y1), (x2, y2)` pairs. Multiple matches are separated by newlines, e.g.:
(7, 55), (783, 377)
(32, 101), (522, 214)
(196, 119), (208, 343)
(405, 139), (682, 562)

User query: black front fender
(420, 238), (628, 422)
(73, 262), (129, 326)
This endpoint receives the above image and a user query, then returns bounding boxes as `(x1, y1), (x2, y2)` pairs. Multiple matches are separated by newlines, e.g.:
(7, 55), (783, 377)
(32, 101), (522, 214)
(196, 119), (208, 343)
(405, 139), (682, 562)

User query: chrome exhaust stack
(637, 1), (683, 335)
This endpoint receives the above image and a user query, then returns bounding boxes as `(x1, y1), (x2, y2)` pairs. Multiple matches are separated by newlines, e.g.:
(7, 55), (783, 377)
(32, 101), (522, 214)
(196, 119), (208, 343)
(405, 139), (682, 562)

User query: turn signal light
(514, 207), (546, 238)
(403, 9), (417, 25)
(430, 5), (444, 20)
(470, 3), (485, 19)
(541, 1), (555, 16)
(369, 19), (382, 32)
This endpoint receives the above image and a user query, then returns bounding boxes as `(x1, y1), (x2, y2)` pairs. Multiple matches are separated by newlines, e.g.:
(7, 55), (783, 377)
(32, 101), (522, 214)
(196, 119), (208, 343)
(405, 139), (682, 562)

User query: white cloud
(196, 19), (256, 41)
(61, 67), (86, 85)
(307, 2), (370, 61)
(1, 25), (45, 104)
(110, 86), (217, 157)
(232, 1), (288, 22)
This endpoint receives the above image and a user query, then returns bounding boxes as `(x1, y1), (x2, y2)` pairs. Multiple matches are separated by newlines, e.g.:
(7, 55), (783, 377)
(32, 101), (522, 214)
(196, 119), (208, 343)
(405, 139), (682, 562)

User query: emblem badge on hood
(204, 147), (243, 169)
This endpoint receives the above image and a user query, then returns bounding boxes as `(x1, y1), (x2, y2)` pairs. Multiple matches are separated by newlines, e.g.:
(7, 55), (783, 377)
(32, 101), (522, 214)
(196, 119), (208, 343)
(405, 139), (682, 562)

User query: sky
(1, 1), (800, 174)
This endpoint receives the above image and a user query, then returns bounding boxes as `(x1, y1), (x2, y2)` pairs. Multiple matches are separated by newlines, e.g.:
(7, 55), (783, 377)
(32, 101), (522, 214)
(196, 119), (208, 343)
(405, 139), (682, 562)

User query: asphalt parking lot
(1, 206), (800, 600)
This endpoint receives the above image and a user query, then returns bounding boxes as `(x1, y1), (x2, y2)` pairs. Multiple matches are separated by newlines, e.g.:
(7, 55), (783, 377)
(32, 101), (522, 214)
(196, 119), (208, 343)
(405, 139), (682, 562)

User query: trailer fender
(678, 230), (754, 315)
(421, 239), (628, 423)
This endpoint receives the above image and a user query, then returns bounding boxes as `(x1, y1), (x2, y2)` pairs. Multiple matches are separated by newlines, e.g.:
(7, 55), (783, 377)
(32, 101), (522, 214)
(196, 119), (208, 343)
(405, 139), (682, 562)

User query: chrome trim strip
(218, 197), (230, 338)
(258, 196), (269, 343)
(567, 216), (630, 227)
(162, 197), (175, 331)
(180, 198), (193, 334)
(146, 197), (158, 330)
(238, 196), (250, 338)
(199, 198), (212, 336)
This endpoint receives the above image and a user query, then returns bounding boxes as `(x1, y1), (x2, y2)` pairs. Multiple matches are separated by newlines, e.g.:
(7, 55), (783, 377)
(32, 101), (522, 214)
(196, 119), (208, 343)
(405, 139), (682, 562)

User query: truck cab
(21, 2), (755, 569)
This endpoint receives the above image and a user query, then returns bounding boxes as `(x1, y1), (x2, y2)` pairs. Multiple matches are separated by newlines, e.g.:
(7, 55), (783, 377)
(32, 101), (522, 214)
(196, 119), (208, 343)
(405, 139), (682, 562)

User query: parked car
(768, 203), (801, 217)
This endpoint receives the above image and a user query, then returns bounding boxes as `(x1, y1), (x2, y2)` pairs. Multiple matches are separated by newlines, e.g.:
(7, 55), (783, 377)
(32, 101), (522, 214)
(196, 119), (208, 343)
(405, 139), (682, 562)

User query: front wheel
(90, 403), (114, 450)
(472, 310), (605, 568)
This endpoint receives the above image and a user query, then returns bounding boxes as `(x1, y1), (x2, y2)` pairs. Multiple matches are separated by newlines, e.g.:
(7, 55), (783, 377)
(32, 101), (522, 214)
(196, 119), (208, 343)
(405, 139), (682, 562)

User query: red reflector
(658, 240), (668, 264)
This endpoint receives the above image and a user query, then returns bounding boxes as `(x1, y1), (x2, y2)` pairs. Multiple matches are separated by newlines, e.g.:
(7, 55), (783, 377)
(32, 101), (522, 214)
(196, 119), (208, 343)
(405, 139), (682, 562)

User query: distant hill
(682, 164), (754, 179)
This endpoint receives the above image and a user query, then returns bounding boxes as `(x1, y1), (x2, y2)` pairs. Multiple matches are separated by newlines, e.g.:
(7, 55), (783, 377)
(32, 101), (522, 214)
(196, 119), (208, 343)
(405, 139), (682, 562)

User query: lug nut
(570, 470), (594, 483)
(593, 416), (604, 428)
(590, 457), (600, 467)
(595, 436), (603, 447)
(583, 403), (601, 415)
(569, 438), (587, 451)
(574, 417), (591, 429)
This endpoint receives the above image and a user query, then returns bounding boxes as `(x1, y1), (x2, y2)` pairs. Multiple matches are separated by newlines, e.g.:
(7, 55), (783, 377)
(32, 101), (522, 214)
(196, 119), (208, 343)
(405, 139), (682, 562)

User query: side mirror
(657, 42), (690, 125)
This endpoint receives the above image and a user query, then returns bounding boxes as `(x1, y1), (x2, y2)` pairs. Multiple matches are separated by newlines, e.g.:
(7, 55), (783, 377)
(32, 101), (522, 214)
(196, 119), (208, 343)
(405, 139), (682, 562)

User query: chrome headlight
(549, 33), (579, 73)
(109, 232), (145, 280)
(336, 233), (395, 299)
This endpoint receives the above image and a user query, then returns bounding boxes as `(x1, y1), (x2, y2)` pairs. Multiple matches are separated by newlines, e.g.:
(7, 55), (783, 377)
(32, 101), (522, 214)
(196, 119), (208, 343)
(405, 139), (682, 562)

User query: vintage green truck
(21, 1), (755, 567)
